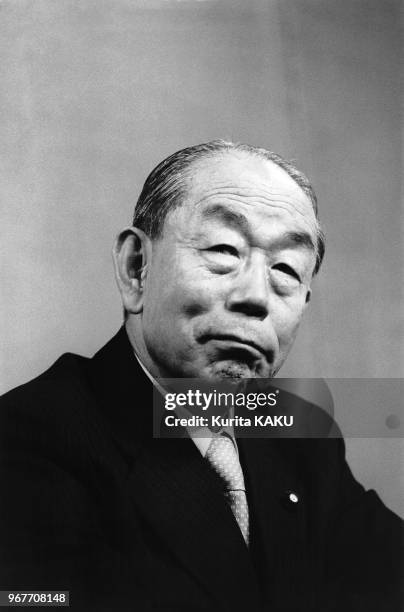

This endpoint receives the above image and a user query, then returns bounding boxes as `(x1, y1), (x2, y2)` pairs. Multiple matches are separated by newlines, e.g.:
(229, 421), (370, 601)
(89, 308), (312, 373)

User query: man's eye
(272, 263), (301, 282)
(207, 244), (239, 257)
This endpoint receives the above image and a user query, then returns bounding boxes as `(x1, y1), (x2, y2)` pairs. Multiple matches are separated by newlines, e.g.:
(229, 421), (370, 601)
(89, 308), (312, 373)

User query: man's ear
(112, 227), (152, 314)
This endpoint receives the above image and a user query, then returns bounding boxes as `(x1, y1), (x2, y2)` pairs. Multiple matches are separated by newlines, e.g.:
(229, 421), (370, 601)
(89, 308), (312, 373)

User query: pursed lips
(199, 333), (273, 362)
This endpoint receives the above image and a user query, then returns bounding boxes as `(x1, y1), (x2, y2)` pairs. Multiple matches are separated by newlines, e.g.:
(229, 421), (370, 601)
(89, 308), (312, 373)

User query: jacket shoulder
(0, 353), (93, 438)
(0, 351), (121, 477)
(0, 351), (90, 405)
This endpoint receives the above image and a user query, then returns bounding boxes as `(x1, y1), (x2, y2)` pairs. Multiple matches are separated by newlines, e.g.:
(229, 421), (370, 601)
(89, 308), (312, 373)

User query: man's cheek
(275, 316), (301, 349)
(178, 280), (216, 317)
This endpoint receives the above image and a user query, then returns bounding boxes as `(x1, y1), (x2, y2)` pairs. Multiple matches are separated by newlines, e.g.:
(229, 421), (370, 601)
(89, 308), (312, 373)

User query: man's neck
(125, 319), (164, 380)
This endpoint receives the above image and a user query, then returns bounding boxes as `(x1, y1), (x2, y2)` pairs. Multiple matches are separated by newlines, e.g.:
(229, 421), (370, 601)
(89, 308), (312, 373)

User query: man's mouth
(200, 334), (269, 362)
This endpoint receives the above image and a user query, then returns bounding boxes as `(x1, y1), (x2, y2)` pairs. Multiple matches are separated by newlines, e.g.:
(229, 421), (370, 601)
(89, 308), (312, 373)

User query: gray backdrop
(1, 0), (403, 516)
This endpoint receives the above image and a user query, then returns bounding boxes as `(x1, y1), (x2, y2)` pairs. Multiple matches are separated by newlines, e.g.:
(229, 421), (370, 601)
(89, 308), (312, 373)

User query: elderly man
(0, 141), (401, 611)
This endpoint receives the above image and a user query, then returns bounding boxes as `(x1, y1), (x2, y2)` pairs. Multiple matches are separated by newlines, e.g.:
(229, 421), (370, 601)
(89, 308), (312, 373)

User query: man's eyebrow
(282, 230), (316, 252)
(201, 204), (317, 252)
(202, 204), (250, 234)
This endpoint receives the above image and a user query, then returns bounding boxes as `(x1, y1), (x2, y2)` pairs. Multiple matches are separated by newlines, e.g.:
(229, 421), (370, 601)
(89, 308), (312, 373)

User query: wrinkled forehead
(185, 152), (313, 210)
(180, 152), (317, 228)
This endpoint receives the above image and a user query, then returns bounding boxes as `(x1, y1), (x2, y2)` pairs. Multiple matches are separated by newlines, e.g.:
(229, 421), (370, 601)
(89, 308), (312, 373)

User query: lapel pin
(281, 490), (301, 510)
(289, 492), (299, 504)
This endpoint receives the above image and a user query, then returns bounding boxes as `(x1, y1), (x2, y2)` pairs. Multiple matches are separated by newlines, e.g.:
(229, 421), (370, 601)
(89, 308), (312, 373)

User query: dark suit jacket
(0, 328), (402, 611)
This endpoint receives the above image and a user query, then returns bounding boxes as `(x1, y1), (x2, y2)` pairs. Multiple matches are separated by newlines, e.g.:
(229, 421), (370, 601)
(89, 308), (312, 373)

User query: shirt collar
(133, 352), (237, 457)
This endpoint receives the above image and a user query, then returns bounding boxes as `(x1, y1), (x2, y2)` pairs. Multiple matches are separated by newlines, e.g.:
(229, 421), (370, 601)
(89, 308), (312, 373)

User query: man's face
(139, 152), (318, 381)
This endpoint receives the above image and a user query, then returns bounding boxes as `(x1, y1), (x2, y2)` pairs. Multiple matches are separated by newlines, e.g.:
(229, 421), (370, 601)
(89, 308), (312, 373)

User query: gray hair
(133, 140), (325, 274)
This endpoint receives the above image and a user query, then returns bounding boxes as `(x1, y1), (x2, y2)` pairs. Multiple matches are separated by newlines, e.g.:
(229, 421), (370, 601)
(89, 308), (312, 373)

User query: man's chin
(203, 360), (266, 382)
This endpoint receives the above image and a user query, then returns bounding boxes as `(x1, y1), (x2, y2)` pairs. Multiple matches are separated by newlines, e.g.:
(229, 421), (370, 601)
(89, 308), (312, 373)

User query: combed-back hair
(132, 140), (325, 274)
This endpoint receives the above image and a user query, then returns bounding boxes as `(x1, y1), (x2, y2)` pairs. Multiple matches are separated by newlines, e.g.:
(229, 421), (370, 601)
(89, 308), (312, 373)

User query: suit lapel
(87, 328), (262, 610)
(239, 437), (314, 609)
(127, 436), (262, 609)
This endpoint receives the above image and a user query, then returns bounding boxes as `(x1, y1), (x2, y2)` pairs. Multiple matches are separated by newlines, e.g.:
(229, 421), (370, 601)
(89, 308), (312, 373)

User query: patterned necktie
(205, 435), (249, 545)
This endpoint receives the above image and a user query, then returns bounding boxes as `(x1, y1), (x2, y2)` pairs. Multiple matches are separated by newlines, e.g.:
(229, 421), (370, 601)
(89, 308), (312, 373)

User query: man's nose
(225, 256), (270, 319)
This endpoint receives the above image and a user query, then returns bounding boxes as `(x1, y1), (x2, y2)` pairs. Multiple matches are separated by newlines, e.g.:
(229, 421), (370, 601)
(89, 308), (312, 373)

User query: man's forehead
(157, 152), (318, 263)
(183, 151), (313, 215)
(178, 152), (316, 227)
